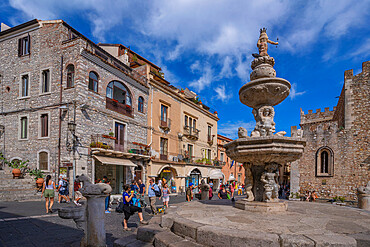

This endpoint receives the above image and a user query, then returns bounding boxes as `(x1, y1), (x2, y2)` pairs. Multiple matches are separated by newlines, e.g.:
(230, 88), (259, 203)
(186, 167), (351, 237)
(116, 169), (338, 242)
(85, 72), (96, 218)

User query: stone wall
(295, 61), (369, 200)
(0, 21), (149, 187)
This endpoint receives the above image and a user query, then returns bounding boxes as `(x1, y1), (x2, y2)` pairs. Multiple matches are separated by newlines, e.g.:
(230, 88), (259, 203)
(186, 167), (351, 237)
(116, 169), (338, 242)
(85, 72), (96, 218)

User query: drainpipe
(57, 56), (63, 181)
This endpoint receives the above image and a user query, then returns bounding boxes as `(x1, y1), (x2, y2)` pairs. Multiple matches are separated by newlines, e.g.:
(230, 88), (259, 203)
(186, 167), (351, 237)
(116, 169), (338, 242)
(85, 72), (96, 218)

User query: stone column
(84, 194), (108, 247)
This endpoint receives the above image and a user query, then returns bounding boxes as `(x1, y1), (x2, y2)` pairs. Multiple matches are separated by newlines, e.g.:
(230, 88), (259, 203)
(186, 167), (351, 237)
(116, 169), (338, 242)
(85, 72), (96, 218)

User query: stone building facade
(0, 19), (150, 196)
(99, 43), (222, 193)
(291, 61), (370, 200)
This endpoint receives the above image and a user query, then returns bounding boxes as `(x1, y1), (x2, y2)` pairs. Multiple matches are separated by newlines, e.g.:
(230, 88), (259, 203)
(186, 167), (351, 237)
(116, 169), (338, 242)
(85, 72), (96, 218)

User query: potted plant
(10, 160), (29, 179)
(29, 169), (45, 191)
(108, 129), (114, 137)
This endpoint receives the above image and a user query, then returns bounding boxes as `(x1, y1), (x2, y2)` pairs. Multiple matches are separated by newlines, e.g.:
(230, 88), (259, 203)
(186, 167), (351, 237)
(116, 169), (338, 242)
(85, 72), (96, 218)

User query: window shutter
(27, 34), (31, 54)
(18, 39), (22, 56)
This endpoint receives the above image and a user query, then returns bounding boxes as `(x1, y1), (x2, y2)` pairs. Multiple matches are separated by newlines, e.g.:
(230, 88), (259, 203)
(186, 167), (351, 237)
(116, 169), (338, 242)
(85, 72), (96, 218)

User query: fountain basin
(239, 78), (290, 108)
(225, 136), (306, 164)
(58, 206), (85, 220)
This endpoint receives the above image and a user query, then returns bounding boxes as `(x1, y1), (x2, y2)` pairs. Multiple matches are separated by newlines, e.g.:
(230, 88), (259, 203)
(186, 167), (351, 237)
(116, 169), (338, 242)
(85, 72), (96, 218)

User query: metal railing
(90, 134), (150, 155)
(183, 126), (199, 139)
(159, 117), (171, 130)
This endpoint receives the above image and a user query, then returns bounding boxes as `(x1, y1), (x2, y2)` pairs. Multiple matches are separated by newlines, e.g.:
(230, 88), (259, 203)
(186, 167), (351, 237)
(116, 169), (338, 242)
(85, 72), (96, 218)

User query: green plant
(333, 196), (346, 203)
(29, 169), (45, 180)
(108, 132), (114, 137)
(0, 153), (29, 169)
(132, 54), (138, 62)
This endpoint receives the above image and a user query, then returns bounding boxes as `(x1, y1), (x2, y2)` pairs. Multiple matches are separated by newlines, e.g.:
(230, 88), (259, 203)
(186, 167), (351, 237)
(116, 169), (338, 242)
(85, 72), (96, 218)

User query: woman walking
(122, 184), (148, 231)
(41, 175), (56, 214)
(161, 183), (170, 208)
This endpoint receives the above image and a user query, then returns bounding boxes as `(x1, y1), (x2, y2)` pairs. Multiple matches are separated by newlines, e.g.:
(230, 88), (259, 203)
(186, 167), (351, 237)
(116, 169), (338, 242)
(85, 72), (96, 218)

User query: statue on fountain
(260, 164), (280, 202)
(253, 27), (279, 58)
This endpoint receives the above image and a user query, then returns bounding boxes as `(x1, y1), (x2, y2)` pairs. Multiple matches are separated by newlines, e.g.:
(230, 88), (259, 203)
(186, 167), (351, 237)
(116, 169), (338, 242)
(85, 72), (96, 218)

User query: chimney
(1, 23), (11, 32)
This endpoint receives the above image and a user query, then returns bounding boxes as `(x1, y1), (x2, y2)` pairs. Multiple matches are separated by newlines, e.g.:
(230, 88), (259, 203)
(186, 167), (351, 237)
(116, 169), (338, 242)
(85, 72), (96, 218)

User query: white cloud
(350, 38), (370, 59)
(289, 83), (306, 100)
(189, 64), (214, 92)
(218, 120), (255, 140)
(214, 85), (231, 102)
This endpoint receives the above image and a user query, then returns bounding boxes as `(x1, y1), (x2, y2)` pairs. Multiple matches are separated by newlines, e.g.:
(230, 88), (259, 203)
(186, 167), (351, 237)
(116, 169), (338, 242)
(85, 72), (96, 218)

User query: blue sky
(1, 0), (370, 139)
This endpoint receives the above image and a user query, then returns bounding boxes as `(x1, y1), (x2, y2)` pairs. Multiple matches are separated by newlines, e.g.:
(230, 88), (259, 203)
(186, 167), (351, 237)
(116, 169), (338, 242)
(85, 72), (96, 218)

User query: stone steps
(114, 212), (206, 247)
(0, 167), (42, 201)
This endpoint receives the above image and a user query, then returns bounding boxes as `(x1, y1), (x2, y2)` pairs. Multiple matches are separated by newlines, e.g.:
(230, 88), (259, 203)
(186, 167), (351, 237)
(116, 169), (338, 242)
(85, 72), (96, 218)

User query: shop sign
(62, 162), (73, 167)
(162, 169), (172, 173)
(59, 167), (68, 178)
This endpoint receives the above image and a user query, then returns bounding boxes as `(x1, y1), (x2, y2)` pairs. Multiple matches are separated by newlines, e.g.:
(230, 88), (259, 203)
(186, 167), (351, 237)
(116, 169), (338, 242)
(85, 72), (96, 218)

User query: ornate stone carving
(260, 163), (280, 202)
(275, 131), (286, 136)
(256, 28), (278, 57)
(245, 184), (254, 201)
(76, 174), (112, 195)
(238, 127), (249, 138)
(358, 181), (370, 194)
(252, 106), (276, 136)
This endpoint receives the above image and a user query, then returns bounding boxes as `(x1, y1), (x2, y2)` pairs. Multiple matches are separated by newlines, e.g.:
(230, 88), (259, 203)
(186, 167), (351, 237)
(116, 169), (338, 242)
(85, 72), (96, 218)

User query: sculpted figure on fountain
(260, 164), (280, 202)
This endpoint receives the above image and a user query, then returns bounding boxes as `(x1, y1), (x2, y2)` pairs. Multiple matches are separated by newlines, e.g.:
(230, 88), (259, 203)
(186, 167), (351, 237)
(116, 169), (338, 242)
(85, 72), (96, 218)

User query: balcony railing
(207, 135), (214, 145)
(90, 134), (150, 155)
(106, 97), (133, 117)
(183, 126), (199, 140)
(159, 117), (171, 131)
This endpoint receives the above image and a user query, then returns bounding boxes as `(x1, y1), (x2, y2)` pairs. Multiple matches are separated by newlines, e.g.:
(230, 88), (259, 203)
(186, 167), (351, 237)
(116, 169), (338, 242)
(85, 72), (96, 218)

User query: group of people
(303, 190), (318, 202)
(217, 181), (245, 200)
(41, 175), (83, 214)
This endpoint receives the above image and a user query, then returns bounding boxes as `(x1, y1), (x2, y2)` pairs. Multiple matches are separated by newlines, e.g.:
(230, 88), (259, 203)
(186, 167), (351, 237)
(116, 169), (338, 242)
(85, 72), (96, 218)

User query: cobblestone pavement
(0, 194), (241, 247)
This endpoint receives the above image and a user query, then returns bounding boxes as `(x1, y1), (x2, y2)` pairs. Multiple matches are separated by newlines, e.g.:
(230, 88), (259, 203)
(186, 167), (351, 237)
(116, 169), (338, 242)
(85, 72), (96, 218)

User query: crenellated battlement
(300, 107), (336, 125)
(344, 60), (370, 80)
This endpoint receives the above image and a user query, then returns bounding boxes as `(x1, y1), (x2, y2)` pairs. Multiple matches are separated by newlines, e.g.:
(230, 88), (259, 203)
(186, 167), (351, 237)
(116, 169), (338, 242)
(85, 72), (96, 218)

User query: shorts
(162, 197), (169, 202)
(59, 189), (69, 196)
(75, 190), (82, 199)
(44, 189), (55, 198)
(123, 204), (142, 220)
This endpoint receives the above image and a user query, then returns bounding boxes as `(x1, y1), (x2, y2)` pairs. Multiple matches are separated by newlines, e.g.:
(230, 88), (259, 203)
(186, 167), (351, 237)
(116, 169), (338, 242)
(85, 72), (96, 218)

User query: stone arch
(315, 146), (334, 176)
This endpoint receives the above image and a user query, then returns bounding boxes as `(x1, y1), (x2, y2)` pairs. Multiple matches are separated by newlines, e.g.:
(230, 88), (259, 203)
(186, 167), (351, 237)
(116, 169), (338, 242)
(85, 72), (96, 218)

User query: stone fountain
(58, 174), (112, 247)
(225, 28), (306, 212)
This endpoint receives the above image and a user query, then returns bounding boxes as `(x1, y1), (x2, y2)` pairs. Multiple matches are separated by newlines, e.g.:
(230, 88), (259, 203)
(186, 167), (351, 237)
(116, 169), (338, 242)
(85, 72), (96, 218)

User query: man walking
(148, 179), (159, 215)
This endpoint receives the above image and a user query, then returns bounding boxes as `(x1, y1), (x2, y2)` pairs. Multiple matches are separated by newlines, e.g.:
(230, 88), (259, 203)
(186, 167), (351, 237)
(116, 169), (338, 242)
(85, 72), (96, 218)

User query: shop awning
(209, 169), (224, 179)
(93, 155), (137, 167)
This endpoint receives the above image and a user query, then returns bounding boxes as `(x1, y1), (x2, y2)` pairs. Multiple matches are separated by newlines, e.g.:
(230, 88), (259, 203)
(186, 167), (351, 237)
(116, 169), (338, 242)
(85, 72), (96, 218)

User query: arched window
(316, 147), (334, 176)
(138, 96), (144, 113)
(38, 151), (49, 171)
(88, 71), (99, 92)
(106, 81), (132, 106)
(66, 64), (75, 88)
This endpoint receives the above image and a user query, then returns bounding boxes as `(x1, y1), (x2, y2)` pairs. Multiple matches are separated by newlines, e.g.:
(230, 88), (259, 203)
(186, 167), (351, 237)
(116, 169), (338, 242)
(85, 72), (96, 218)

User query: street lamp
(68, 122), (76, 132)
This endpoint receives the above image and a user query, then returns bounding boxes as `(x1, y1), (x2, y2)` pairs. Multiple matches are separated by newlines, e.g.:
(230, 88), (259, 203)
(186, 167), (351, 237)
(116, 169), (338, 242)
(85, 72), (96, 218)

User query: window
(187, 144), (193, 158)
(20, 116), (28, 139)
(39, 151), (48, 171)
(68, 29), (78, 40)
(138, 96), (144, 113)
(316, 147), (334, 176)
(106, 81), (132, 106)
(18, 36), (30, 56)
(185, 116), (188, 127)
(41, 69), (50, 93)
(66, 64), (75, 88)
(40, 114), (49, 138)
(207, 149), (211, 160)
(88, 71), (98, 92)
(161, 105), (168, 122)
(21, 74), (29, 97)
(160, 138), (168, 160)
(220, 153), (224, 162)
(208, 125), (212, 141)
(193, 119), (196, 129)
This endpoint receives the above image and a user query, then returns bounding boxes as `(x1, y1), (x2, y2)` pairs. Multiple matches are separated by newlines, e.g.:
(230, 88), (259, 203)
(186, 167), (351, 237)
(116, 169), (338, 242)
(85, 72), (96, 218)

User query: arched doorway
(159, 167), (177, 193)
(186, 169), (201, 193)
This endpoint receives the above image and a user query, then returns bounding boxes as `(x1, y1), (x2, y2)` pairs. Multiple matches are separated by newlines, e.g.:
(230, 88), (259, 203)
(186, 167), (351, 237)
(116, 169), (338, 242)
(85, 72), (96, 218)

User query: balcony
(183, 126), (199, 140)
(106, 97), (133, 117)
(207, 135), (215, 145)
(159, 117), (171, 131)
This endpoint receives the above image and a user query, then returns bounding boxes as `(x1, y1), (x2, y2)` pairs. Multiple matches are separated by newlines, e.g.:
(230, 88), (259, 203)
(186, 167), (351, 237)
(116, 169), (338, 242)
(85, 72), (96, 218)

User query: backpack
(153, 187), (161, 197)
(116, 201), (124, 213)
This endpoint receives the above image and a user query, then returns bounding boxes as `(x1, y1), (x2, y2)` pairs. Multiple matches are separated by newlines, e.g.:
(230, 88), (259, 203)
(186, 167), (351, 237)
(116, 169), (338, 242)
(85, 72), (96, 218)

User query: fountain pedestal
(225, 28), (306, 212)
